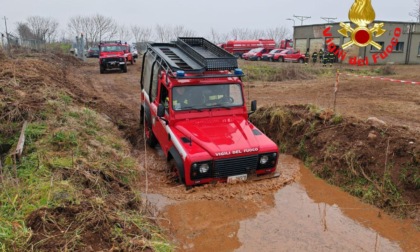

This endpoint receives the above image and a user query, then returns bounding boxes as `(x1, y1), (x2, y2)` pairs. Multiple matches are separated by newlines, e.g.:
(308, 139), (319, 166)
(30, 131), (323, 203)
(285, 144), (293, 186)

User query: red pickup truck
(276, 49), (306, 63)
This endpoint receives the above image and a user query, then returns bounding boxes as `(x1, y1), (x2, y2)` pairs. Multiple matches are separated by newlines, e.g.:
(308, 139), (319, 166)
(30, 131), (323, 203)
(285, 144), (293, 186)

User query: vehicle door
(154, 81), (171, 153)
(149, 64), (168, 145)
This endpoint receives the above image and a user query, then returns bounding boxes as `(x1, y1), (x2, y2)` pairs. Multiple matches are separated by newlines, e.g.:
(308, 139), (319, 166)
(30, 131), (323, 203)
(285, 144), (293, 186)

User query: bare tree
(131, 25), (153, 42)
(155, 24), (172, 42)
(209, 28), (220, 43)
(117, 25), (132, 42)
(68, 14), (118, 47)
(409, 0), (420, 22)
(25, 16), (59, 42)
(172, 25), (196, 38)
(266, 26), (291, 45)
(230, 28), (267, 40)
(209, 28), (230, 44)
(16, 22), (35, 41)
(231, 28), (251, 40)
(92, 14), (117, 42)
(68, 16), (85, 36)
(250, 29), (266, 39)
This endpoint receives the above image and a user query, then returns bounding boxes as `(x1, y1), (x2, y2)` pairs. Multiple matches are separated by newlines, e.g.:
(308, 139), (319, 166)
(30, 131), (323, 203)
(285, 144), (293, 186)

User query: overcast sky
(0, 0), (417, 39)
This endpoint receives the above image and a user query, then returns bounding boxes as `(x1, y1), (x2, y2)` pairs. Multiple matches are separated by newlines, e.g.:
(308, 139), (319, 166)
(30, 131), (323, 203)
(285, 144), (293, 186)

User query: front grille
(104, 57), (120, 62)
(214, 155), (258, 178)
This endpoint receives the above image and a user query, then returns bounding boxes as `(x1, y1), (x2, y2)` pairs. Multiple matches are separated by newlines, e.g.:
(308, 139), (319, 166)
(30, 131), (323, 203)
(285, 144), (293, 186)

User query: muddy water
(147, 155), (420, 251)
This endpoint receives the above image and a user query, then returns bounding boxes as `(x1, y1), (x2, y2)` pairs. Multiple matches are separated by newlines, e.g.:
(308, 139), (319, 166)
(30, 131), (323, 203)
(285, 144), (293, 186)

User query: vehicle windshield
(172, 84), (244, 111)
(101, 45), (125, 52)
(269, 49), (278, 54)
(249, 48), (263, 53)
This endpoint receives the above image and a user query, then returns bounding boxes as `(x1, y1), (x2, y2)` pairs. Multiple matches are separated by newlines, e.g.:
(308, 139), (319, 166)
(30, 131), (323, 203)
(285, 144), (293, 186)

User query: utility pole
(3, 16), (9, 45)
(3, 16), (10, 54)
(293, 15), (311, 26)
(321, 17), (337, 23)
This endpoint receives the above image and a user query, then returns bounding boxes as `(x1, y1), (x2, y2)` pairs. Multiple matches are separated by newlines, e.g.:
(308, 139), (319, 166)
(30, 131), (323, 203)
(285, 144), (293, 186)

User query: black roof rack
(146, 37), (239, 75)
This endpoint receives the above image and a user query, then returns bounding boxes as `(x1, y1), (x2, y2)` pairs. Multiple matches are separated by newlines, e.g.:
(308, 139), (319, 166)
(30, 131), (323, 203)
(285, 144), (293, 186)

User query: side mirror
(157, 104), (165, 117)
(249, 100), (257, 116)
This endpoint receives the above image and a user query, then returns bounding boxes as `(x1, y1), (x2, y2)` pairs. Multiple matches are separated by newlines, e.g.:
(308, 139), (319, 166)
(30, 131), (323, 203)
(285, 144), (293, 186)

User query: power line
(321, 17), (337, 23)
(293, 15), (311, 26)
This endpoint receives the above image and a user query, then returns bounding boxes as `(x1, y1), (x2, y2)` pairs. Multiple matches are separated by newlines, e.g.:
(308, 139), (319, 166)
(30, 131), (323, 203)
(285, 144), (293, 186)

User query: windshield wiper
(181, 106), (203, 112)
(211, 103), (231, 109)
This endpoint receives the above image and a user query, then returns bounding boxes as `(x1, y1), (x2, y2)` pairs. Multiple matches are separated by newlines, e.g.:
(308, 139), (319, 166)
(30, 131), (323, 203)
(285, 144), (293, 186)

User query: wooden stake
(333, 69), (340, 113)
(15, 121), (28, 160)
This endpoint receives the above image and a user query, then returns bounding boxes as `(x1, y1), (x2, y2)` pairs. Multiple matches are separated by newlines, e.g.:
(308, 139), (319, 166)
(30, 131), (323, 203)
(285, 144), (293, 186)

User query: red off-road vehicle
(140, 37), (279, 187)
(121, 43), (135, 65)
(98, 41), (127, 74)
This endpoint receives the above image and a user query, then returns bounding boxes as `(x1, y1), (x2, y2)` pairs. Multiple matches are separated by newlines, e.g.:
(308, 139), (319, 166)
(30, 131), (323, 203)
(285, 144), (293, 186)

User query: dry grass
(0, 53), (172, 251)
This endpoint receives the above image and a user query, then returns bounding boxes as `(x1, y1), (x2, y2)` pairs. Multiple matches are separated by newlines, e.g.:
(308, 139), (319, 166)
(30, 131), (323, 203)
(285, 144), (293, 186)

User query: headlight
(260, 155), (269, 165)
(191, 161), (213, 180)
(199, 163), (210, 173)
(258, 152), (278, 169)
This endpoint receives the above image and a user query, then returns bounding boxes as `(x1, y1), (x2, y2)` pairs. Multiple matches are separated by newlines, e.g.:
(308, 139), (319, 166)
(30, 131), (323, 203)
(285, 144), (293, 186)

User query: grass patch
(0, 55), (171, 251)
(240, 62), (334, 82)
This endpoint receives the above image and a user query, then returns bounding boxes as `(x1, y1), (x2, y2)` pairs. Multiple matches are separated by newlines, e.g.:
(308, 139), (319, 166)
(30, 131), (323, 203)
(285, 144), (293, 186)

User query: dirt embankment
(251, 105), (419, 222)
(0, 51), (164, 251)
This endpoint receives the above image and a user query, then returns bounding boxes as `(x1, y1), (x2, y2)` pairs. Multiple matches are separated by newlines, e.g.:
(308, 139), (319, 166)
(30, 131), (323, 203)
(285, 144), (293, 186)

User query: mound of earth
(250, 105), (419, 222)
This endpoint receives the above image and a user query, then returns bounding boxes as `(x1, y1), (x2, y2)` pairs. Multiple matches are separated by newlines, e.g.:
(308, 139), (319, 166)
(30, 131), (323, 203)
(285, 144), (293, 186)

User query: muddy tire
(100, 65), (105, 74)
(279, 57), (285, 62)
(122, 65), (128, 73)
(168, 159), (186, 185)
(298, 58), (304, 63)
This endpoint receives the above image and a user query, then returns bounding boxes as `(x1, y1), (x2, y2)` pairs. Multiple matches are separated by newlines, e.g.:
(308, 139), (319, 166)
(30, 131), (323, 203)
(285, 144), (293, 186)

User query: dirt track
(71, 58), (420, 251)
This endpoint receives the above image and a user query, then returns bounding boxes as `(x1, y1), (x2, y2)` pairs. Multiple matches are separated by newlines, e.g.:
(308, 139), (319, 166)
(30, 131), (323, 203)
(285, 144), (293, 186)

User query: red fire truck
(220, 39), (276, 58)
(140, 37), (279, 187)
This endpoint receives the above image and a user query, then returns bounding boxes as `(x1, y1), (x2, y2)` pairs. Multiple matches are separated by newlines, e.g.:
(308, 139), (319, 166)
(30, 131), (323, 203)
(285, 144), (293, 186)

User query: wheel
(168, 159), (185, 184)
(100, 65), (105, 74)
(257, 57), (261, 61)
(298, 58), (304, 63)
(279, 57), (284, 62)
(144, 120), (157, 147)
(269, 57), (273, 62)
(122, 65), (128, 73)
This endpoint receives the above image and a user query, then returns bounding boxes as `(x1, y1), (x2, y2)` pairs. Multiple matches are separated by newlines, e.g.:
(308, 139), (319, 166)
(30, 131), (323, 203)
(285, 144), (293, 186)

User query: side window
(393, 42), (404, 52)
(370, 42), (385, 52)
(141, 53), (153, 94)
(159, 84), (169, 112)
(150, 63), (159, 102)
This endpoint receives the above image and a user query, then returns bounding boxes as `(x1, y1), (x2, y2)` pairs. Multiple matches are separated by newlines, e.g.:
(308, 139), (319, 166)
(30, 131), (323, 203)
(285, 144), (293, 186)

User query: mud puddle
(146, 155), (419, 251)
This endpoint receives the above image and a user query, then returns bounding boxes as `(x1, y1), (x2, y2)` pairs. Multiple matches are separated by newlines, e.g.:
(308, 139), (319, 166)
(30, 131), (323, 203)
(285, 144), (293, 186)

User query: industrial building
(293, 21), (420, 64)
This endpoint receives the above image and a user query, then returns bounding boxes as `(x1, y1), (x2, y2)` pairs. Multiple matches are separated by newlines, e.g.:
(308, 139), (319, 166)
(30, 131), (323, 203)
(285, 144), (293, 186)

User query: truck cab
(140, 37), (279, 187)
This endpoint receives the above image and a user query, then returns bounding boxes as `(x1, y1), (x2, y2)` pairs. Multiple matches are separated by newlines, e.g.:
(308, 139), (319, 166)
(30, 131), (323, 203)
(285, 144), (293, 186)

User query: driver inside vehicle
(173, 86), (190, 110)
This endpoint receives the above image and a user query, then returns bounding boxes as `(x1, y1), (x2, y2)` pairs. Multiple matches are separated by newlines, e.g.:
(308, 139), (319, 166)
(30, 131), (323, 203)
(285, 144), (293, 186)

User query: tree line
(14, 14), (291, 48)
